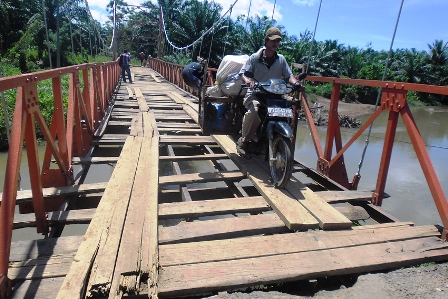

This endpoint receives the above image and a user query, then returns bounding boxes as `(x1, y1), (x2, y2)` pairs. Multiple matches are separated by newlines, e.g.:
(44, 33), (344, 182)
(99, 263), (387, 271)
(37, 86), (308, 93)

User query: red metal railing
(0, 60), (120, 296)
(148, 59), (448, 238)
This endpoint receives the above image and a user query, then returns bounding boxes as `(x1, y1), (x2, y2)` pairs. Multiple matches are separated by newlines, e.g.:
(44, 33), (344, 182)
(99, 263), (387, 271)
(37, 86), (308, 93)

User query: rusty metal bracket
(0, 275), (12, 299)
(381, 85), (407, 113)
(317, 157), (330, 176)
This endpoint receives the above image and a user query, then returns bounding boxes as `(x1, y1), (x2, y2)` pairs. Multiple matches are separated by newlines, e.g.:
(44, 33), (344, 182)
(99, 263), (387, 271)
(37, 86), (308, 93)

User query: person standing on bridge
(237, 27), (299, 155)
(120, 50), (132, 83)
(139, 51), (146, 67)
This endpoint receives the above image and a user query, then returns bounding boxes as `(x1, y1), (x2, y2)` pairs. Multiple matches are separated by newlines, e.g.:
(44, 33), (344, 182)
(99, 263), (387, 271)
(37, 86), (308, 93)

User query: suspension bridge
(0, 56), (447, 298)
(1, 0), (448, 298)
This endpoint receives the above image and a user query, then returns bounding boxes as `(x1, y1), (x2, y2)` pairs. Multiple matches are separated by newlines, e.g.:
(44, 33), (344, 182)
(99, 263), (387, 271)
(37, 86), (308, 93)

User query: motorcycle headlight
(261, 79), (293, 94)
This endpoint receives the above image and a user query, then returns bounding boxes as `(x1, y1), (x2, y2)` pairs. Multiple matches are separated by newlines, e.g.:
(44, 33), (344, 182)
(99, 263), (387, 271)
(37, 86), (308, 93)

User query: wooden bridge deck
(7, 66), (448, 298)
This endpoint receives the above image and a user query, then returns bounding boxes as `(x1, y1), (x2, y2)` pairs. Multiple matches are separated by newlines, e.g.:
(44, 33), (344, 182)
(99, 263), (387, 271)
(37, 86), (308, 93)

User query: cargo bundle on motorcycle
(182, 55), (250, 135)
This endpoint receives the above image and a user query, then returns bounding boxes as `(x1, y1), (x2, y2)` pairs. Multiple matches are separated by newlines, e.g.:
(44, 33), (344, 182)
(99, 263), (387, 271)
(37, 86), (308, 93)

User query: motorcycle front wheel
(269, 135), (294, 188)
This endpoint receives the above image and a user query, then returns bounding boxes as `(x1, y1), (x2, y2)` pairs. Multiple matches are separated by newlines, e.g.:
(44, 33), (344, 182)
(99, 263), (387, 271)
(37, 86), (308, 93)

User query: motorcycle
(235, 71), (306, 188)
(192, 59), (306, 188)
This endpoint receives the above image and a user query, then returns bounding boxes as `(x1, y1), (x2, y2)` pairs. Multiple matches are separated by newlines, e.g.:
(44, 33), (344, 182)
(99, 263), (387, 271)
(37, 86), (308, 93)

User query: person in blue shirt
(120, 50), (133, 83)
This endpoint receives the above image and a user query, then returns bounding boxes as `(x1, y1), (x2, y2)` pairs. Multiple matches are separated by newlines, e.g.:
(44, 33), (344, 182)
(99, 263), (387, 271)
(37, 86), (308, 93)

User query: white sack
(206, 85), (224, 97)
(216, 55), (249, 84)
(221, 72), (247, 97)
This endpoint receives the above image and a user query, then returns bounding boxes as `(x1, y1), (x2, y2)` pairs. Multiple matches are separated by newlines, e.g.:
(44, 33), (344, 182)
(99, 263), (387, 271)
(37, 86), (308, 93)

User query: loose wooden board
(159, 196), (270, 219)
(159, 225), (441, 266)
(157, 237), (448, 297)
(159, 213), (289, 245)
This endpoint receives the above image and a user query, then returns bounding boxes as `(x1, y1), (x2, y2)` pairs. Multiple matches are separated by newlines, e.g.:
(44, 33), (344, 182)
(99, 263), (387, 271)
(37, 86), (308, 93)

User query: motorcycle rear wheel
(270, 135), (294, 188)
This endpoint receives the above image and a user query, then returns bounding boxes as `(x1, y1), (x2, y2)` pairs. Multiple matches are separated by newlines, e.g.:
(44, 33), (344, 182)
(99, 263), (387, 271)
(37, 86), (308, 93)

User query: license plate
(268, 107), (293, 118)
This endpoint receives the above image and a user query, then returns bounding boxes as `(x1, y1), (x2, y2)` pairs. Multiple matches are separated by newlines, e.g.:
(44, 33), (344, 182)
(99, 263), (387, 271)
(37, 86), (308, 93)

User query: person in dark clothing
(120, 50), (132, 83)
(139, 52), (146, 67)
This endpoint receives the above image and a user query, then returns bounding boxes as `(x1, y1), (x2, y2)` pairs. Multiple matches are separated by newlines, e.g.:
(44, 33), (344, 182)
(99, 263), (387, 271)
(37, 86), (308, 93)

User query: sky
(88, 0), (448, 52)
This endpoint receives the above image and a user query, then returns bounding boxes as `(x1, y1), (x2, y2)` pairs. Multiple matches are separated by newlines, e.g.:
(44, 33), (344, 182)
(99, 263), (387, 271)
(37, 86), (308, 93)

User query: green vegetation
(1, 0), (448, 149)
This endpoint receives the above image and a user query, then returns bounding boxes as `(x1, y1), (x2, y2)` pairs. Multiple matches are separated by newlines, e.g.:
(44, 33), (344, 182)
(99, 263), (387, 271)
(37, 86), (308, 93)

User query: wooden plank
(159, 154), (229, 162)
(334, 205), (370, 221)
(159, 171), (245, 186)
(145, 110), (159, 136)
(92, 139), (126, 145)
(168, 92), (185, 104)
(159, 213), (289, 245)
(159, 196), (270, 219)
(158, 127), (202, 134)
(353, 222), (414, 230)
(284, 176), (352, 230)
(10, 236), (83, 261)
(134, 87), (149, 112)
(212, 135), (319, 231)
(13, 208), (96, 229)
(317, 190), (373, 203)
(148, 104), (183, 110)
(108, 120), (131, 126)
(159, 135), (215, 144)
(110, 115), (134, 120)
(129, 112), (143, 136)
(154, 115), (192, 121)
(156, 123), (199, 129)
(141, 113), (160, 298)
(85, 137), (143, 298)
(113, 101), (138, 108)
(157, 237), (448, 297)
(125, 87), (134, 99)
(95, 104), (114, 137)
(113, 108), (140, 113)
(1, 182), (107, 204)
(159, 225), (441, 266)
(97, 134), (129, 140)
(9, 256), (75, 280)
(57, 137), (141, 299)
(71, 157), (119, 165)
(150, 73), (161, 82)
(10, 277), (66, 299)
(109, 134), (159, 297)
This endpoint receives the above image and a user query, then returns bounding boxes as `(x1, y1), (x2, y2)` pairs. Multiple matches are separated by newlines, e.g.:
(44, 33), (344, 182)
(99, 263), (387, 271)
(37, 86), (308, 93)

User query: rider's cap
(265, 27), (282, 40)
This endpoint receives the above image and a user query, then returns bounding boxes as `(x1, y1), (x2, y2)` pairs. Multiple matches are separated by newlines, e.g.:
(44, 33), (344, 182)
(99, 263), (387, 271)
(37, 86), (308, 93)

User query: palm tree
(391, 48), (429, 84)
(428, 40), (448, 67)
(339, 46), (363, 79)
(167, 0), (225, 67)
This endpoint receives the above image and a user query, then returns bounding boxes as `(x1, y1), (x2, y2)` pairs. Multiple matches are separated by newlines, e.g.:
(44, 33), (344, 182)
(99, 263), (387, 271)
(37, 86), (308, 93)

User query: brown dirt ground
(203, 99), (448, 299)
(311, 96), (377, 118)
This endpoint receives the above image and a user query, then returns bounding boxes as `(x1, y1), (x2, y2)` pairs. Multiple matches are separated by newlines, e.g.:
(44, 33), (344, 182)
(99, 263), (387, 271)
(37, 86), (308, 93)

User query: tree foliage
(1, 0), (448, 105)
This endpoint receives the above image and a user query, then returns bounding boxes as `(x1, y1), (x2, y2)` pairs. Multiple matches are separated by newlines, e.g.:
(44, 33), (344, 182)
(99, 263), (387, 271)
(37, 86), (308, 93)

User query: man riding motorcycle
(237, 27), (301, 155)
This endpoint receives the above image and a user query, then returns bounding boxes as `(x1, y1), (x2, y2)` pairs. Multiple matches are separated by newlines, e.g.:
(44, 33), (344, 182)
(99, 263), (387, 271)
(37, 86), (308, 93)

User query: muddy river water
(1, 105), (448, 241)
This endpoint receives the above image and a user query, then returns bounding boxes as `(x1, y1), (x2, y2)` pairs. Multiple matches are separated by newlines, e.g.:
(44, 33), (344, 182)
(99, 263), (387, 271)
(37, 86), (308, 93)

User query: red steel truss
(0, 60), (120, 296)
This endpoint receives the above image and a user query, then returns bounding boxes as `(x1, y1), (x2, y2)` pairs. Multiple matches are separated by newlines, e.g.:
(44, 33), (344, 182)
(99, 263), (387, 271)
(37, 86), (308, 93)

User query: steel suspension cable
(356, 0), (405, 176)
(245, 0), (252, 31)
(109, 1), (117, 50)
(271, 0), (277, 21)
(222, 7), (232, 58)
(305, 0), (323, 74)
(207, 27), (215, 62)
(42, 0), (52, 68)
(160, 0), (239, 51)
(84, 0), (107, 51)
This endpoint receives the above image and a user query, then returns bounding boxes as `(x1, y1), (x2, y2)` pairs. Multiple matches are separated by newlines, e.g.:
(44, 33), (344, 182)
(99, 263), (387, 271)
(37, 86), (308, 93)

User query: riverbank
(206, 262), (448, 299)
